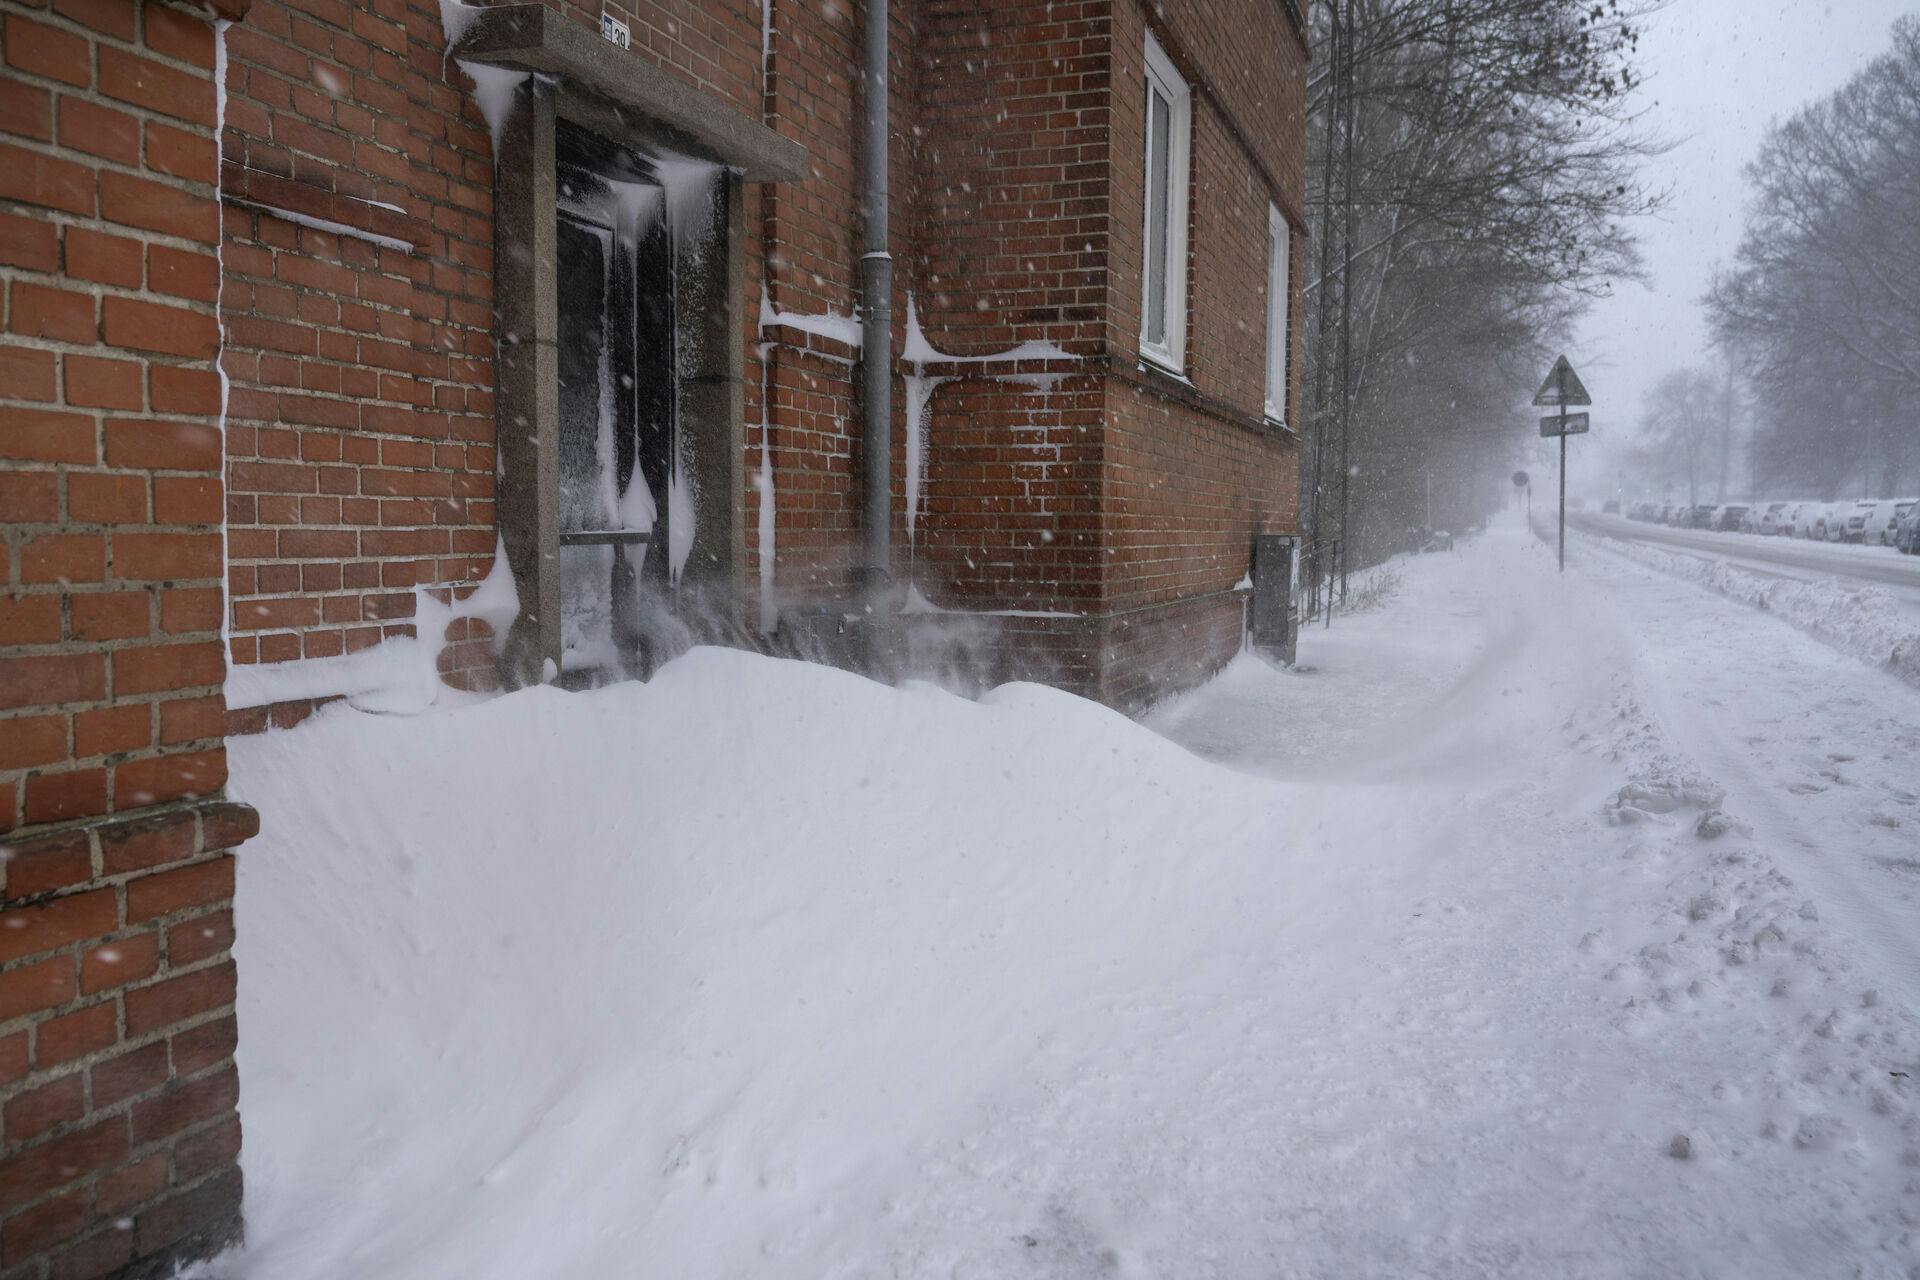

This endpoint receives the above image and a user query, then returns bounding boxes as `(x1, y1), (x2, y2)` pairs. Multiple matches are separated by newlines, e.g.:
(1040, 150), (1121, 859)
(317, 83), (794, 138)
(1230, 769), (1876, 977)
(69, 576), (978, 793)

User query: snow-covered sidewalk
(214, 516), (1920, 1278)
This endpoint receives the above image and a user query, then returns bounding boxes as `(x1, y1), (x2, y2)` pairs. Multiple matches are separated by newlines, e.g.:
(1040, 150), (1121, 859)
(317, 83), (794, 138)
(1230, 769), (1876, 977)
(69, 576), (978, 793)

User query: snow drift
(220, 648), (1300, 1279)
(211, 520), (1920, 1279)
(1587, 534), (1920, 686)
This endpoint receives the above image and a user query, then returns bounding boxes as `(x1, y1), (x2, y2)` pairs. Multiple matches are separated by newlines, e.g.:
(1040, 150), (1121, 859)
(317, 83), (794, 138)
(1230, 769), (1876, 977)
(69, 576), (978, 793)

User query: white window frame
(1264, 204), (1291, 427)
(1139, 33), (1192, 373)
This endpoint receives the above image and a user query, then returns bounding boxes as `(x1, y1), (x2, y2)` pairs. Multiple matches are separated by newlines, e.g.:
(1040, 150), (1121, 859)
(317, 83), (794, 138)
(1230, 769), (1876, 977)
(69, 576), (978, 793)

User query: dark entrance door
(553, 121), (676, 680)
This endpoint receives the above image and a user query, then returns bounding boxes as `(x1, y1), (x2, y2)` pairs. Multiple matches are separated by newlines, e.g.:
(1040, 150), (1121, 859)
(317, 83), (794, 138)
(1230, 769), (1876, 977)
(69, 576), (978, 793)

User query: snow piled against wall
(219, 647), (1297, 1279)
(225, 540), (518, 712)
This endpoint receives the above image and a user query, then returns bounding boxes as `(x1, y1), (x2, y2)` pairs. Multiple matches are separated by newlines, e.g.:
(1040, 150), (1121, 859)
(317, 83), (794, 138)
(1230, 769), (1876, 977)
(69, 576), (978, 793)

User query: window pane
(1146, 85), (1171, 346)
(1265, 222), (1277, 406)
(1267, 218), (1286, 414)
(556, 215), (614, 534)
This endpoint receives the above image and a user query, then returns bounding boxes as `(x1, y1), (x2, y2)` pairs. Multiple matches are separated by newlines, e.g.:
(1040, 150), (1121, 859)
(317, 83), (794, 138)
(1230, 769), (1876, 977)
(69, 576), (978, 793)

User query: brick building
(0, 0), (252, 1272)
(1, 0), (1305, 1272)
(203, 0), (1307, 718)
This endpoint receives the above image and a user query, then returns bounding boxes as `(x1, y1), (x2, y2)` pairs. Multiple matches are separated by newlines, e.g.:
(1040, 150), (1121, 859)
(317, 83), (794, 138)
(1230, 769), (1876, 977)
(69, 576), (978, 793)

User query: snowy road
(1571, 510), (1920, 618)
(223, 513), (1920, 1280)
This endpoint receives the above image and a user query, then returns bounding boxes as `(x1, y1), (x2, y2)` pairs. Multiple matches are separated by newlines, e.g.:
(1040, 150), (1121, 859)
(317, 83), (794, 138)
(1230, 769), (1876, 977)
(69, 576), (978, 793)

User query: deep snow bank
(1588, 535), (1920, 685)
(214, 525), (1920, 1279)
(220, 648), (1297, 1279)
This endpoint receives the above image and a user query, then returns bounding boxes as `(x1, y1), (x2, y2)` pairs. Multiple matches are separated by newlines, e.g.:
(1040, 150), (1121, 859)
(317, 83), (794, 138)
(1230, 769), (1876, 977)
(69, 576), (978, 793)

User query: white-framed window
(1139, 33), (1191, 372)
(1264, 203), (1291, 426)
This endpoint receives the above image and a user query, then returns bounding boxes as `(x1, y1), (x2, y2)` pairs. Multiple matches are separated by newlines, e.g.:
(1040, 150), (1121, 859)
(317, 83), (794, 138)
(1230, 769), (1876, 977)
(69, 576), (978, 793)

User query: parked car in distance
(1821, 503), (1852, 542)
(1752, 501), (1790, 535)
(1602, 499), (1620, 515)
(1859, 499), (1915, 546)
(1896, 500), (1919, 546)
(1689, 504), (1716, 528)
(1714, 503), (1750, 531)
(1839, 499), (1878, 543)
(1897, 505), (1920, 554)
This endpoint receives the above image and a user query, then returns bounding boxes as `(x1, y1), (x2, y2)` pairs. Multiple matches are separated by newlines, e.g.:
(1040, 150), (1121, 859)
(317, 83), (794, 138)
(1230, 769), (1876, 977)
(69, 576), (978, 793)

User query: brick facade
(218, 0), (498, 687)
(0, 0), (253, 1271)
(1, 0), (1303, 1270)
(197, 0), (1306, 718)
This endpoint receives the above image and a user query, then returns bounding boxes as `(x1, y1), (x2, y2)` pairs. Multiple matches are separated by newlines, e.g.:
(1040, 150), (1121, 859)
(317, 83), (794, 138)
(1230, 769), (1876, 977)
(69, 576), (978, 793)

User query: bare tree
(1302, 0), (1663, 573)
(1706, 16), (1920, 499)
(1635, 367), (1720, 506)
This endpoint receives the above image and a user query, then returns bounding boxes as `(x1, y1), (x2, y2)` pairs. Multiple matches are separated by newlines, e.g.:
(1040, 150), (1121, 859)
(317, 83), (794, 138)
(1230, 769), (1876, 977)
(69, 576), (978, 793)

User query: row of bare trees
(1299, 0), (1659, 588)
(1622, 364), (1739, 507)
(1704, 17), (1920, 501)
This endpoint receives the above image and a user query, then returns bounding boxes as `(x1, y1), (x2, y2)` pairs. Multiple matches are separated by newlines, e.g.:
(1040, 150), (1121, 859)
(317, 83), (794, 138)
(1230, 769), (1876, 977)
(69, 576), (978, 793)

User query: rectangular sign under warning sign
(1540, 412), (1590, 438)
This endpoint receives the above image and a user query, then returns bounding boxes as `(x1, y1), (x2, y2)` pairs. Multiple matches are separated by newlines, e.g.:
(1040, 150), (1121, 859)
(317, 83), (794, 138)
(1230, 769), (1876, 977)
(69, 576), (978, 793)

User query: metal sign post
(1531, 356), (1593, 573)
(1558, 407), (1566, 570)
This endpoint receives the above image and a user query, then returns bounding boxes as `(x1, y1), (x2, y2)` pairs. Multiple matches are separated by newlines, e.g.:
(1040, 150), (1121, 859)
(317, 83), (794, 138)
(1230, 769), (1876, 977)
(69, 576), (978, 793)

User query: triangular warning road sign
(1532, 355), (1592, 408)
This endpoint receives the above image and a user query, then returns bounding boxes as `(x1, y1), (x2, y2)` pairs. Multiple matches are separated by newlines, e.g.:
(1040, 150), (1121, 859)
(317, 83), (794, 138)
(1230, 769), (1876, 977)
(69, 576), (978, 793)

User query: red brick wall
(0, 803), (252, 1278)
(0, 0), (251, 1271)
(749, 0), (904, 606)
(1100, 588), (1246, 708)
(903, 2), (1109, 613)
(904, 0), (1301, 689)
(546, 0), (761, 111)
(914, 377), (1104, 611)
(219, 0), (497, 691)
(1104, 382), (1297, 613)
(210, 0), (1306, 707)
(1, 0), (229, 830)
(1098, 0), (1303, 624)
(214, 0), (800, 665)
(911, 0), (1110, 353)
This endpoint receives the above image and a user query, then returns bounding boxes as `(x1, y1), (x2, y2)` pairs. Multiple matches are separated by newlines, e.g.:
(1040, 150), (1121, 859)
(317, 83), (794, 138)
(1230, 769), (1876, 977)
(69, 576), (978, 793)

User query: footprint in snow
(1792, 1113), (1856, 1151)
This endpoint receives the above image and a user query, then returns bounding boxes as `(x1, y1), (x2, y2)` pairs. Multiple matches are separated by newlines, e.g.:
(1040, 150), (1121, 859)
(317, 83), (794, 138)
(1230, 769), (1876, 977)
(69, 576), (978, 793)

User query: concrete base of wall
(888, 588), (1249, 714)
(98, 1177), (241, 1280)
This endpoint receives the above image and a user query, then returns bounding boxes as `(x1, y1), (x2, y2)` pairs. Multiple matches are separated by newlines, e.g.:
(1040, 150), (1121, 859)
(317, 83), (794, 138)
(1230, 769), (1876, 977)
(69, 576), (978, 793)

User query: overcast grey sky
(1555, 0), (1915, 478)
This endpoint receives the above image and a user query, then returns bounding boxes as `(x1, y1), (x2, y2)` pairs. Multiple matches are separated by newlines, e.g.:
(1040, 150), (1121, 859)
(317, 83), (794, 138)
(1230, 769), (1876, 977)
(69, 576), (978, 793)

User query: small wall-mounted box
(1250, 532), (1299, 665)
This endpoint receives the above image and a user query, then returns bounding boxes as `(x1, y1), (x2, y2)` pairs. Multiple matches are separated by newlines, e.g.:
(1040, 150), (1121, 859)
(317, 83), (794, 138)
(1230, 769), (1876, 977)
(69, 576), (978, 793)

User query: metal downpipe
(860, 0), (893, 606)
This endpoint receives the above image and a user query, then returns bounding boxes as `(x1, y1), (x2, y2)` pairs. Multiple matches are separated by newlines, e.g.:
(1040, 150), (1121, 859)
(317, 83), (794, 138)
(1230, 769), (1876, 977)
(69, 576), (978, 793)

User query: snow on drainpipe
(860, 0), (893, 607)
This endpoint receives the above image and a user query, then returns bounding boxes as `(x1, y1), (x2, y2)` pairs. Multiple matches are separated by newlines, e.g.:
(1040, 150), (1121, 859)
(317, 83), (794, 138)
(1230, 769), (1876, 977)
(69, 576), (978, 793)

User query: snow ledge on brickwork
(226, 541), (520, 714)
(900, 585), (1079, 620)
(903, 296), (1077, 544)
(758, 287), (864, 351)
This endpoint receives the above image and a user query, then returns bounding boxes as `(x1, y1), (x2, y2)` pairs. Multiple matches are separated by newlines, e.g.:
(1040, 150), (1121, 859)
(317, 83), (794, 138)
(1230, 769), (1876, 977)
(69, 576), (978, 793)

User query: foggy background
(1566, 0), (1915, 504)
